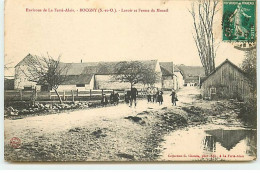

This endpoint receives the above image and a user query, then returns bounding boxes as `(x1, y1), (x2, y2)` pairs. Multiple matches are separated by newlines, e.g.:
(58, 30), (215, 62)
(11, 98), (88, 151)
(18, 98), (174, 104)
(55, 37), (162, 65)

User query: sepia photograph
(4, 0), (257, 162)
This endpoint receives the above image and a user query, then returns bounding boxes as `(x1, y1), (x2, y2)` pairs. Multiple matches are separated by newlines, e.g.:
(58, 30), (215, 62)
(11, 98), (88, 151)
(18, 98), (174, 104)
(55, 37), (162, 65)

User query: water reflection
(203, 129), (256, 155)
(203, 136), (216, 152)
(159, 126), (256, 161)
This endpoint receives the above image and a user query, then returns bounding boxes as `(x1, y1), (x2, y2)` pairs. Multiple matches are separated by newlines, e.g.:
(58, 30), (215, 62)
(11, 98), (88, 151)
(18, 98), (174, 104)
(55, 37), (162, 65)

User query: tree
(114, 61), (158, 88)
(141, 66), (160, 87)
(19, 54), (70, 103)
(241, 49), (256, 93)
(189, 0), (219, 76)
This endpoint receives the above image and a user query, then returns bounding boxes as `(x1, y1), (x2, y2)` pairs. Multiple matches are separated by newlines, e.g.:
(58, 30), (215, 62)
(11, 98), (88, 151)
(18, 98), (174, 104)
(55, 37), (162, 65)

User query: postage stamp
(222, 0), (256, 42)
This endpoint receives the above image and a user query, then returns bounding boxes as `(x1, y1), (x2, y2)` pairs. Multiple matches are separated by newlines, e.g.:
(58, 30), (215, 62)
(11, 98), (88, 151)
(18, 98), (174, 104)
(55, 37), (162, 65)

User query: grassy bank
(5, 97), (251, 162)
(5, 104), (208, 162)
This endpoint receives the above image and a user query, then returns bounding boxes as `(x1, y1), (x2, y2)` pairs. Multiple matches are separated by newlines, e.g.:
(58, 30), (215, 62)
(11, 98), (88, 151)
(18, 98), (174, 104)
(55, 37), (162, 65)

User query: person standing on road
(101, 94), (108, 106)
(152, 87), (158, 103)
(146, 87), (152, 103)
(157, 90), (163, 105)
(129, 87), (138, 107)
(170, 89), (178, 106)
(110, 91), (114, 104)
(113, 92), (120, 105)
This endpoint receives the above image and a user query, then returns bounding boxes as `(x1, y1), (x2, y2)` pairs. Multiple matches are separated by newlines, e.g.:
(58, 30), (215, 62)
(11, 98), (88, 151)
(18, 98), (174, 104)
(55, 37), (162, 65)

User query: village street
(4, 87), (196, 142)
(4, 87), (256, 161)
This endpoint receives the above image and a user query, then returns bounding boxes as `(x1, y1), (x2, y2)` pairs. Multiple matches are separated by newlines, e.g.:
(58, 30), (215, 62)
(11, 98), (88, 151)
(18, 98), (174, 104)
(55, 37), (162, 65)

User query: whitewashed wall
(14, 65), (36, 90)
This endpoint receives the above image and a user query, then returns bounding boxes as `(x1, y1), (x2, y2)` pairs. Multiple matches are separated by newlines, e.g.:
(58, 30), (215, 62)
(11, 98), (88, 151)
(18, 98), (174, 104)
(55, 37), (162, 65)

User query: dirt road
(4, 87), (255, 161)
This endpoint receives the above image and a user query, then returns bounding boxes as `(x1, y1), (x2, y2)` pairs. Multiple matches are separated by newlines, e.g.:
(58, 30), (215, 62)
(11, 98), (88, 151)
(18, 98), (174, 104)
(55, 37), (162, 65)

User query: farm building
(14, 54), (177, 91)
(174, 66), (184, 90)
(176, 65), (205, 86)
(201, 59), (252, 101)
(159, 62), (174, 89)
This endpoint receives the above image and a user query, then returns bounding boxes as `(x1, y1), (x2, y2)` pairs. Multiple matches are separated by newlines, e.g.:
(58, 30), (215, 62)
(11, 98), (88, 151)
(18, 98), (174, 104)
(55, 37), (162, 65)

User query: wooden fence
(4, 89), (146, 102)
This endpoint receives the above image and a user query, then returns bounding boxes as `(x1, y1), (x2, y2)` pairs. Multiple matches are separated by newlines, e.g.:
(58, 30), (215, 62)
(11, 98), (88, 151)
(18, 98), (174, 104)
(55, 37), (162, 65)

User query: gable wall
(202, 62), (252, 101)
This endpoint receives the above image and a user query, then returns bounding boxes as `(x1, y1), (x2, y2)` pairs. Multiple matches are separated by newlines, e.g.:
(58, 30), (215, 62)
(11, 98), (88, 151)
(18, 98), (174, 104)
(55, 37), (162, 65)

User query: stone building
(14, 54), (177, 91)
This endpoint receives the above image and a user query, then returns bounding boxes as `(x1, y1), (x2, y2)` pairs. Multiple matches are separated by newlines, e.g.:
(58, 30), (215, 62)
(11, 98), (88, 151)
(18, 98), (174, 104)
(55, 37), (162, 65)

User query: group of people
(101, 86), (179, 107)
(146, 87), (178, 106)
(146, 87), (164, 105)
(101, 91), (120, 106)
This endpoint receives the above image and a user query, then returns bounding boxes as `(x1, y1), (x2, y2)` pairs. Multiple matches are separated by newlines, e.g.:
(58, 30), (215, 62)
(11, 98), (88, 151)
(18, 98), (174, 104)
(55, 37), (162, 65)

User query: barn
(201, 59), (252, 101)
(15, 54), (170, 91)
(176, 65), (205, 86)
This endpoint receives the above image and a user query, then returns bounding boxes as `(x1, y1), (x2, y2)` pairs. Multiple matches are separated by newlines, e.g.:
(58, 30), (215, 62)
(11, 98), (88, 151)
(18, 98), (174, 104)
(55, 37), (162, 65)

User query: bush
(238, 98), (257, 128)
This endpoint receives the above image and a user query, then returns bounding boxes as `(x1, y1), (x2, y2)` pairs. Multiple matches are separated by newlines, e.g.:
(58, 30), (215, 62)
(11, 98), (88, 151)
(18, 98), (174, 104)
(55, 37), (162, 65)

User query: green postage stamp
(223, 0), (256, 42)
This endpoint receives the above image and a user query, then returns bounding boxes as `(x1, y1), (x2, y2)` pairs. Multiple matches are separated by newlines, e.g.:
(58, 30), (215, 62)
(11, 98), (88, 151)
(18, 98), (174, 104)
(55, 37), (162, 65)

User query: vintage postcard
(4, 0), (257, 162)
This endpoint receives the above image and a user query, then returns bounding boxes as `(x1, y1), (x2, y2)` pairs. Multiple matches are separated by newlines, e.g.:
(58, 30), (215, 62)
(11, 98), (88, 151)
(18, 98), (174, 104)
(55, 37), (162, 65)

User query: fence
(4, 89), (146, 102)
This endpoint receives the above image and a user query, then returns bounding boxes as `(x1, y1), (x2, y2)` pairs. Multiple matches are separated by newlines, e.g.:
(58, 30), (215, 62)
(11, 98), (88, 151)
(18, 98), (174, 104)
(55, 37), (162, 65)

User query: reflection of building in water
(203, 136), (216, 152)
(205, 129), (247, 151)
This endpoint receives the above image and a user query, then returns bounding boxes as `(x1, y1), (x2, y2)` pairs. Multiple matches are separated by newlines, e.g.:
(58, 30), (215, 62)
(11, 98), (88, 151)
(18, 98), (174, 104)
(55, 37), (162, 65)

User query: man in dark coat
(157, 90), (163, 105)
(129, 87), (138, 107)
(170, 89), (178, 106)
(113, 92), (120, 105)
(110, 91), (114, 104)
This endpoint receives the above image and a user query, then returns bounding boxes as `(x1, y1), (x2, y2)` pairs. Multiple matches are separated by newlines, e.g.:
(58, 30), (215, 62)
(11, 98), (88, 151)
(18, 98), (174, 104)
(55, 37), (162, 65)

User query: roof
(62, 60), (158, 75)
(159, 62), (173, 76)
(176, 65), (205, 79)
(201, 59), (247, 83)
(174, 65), (184, 76)
(59, 62), (98, 75)
(61, 74), (93, 85)
(15, 54), (34, 67)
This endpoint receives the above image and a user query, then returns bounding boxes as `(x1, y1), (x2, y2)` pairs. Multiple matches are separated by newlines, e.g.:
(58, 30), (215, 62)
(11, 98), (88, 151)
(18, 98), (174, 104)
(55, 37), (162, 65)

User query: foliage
(238, 98), (257, 128)
(114, 61), (159, 88)
(241, 49), (257, 93)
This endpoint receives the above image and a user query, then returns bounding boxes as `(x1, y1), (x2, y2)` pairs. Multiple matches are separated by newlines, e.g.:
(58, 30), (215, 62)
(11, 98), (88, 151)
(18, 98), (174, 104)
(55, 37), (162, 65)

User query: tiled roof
(61, 74), (93, 85)
(176, 65), (205, 79)
(201, 59), (247, 83)
(159, 62), (173, 76)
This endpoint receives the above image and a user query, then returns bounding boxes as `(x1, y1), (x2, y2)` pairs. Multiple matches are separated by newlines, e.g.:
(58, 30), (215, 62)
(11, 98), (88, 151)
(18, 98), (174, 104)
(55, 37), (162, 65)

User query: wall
(14, 65), (37, 90)
(174, 72), (184, 89)
(202, 62), (252, 101)
(56, 83), (92, 91)
(95, 75), (146, 90)
(161, 76), (173, 89)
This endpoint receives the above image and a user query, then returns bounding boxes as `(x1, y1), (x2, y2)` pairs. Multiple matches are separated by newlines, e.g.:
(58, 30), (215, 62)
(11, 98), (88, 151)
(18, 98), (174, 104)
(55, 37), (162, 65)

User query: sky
(4, 0), (246, 76)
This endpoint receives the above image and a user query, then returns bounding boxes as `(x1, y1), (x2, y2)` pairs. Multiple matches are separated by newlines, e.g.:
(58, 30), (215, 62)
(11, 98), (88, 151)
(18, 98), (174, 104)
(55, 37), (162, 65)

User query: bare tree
(114, 61), (158, 89)
(189, 0), (219, 76)
(19, 54), (70, 103)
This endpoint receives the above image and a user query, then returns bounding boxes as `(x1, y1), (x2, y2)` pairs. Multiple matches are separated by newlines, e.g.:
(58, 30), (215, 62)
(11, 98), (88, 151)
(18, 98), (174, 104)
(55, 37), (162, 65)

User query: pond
(159, 124), (257, 161)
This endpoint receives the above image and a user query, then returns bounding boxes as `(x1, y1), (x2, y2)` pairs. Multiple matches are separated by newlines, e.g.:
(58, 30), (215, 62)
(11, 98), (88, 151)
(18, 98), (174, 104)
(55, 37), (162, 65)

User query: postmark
(10, 137), (21, 149)
(222, 0), (256, 42)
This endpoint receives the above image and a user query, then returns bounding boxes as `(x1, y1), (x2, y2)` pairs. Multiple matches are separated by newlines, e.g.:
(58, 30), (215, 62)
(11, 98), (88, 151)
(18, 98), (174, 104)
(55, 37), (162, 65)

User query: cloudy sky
(5, 0), (246, 75)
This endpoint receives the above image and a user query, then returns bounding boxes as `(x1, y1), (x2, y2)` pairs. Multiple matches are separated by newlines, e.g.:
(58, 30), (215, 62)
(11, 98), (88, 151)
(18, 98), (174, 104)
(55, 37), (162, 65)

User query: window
(76, 84), (85, 87)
